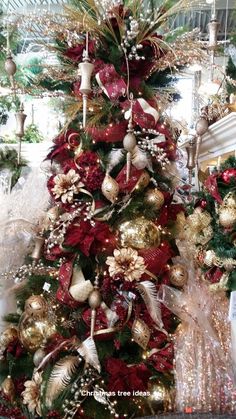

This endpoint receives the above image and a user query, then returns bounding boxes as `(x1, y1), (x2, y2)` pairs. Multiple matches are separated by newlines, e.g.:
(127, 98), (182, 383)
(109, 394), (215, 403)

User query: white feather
(137, 280), (163, 327)
(78, 337), (101, 372)
(101, 302), (119, 327)
(132, 146), (153, 171)
(107, 148), (124, 173)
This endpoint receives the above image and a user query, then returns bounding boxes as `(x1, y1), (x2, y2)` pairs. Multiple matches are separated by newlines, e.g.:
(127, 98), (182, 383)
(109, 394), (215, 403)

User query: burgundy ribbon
(56, 257), (80, 308)
(204, 174), (222, 204)
(95, 64), (127, 101)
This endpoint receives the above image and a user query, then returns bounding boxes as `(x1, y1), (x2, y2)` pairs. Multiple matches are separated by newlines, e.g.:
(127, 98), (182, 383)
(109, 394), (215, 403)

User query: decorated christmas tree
(169, 156), (236, 413)
(0, 1), (206, 417)
(189, 156), (236, 291)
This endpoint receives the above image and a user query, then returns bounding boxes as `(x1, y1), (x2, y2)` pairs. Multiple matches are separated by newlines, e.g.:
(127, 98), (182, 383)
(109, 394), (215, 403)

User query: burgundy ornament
(195, 199), (207, 209)
(221, 168), (236, 184)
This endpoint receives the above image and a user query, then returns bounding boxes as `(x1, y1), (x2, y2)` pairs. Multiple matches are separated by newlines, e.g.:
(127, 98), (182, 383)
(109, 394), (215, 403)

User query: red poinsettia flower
(65, 40), (95, 62)
(5, 337), (25, 358)
(121, 34), (165, 78)
(106, 358), (151, 392)
(63, 219), (116, 256)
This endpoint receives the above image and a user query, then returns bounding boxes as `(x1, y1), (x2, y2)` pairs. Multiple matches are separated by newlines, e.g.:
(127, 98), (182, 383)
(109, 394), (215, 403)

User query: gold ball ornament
(148, 380), (173, 413)
(119, 216), (161, 249)
(145, 189), (165, 210)
(1, 376), (15, 403)
(24, 295), (48, 317)
(88, 289), (102, 309)
(19, 315), (56, 353)
(219, 207), (236, 228)
(169, 264), (188, 287)
(19, 295), (56, 352)
(0, 325), (18, 348)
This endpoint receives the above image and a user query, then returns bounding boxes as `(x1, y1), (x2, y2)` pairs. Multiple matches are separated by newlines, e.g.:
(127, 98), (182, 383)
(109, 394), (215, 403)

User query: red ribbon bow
(106, 358), (151, 392)
(96, 64), (127, 101)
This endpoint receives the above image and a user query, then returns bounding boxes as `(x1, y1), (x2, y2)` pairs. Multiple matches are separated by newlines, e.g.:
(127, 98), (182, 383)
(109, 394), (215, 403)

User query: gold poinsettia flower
(106, 247), (146, 282)
(52, 169), (84, 203)
(22, 372), (42, 415)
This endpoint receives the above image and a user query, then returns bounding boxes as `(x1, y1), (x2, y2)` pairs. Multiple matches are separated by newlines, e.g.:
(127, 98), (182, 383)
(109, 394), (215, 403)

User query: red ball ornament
(200, 199), (207, 209)
(221, 168), (236, 184)
(195, 199), (207, 209)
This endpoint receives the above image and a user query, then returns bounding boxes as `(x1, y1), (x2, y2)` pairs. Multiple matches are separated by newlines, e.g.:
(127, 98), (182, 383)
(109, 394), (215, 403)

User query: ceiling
(1, 0), (64, 13)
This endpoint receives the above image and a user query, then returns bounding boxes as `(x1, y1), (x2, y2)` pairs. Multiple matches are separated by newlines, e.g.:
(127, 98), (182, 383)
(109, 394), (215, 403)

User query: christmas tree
(186, 156), (236, 292)
(0, 1), (205, 417)
(169, 156), (236, 413)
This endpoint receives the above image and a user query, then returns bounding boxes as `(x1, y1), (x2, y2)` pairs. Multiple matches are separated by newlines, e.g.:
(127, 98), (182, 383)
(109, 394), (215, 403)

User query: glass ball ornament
(24, 295), (48, 317)
(169, 264), (188, 287)
(0, 325), (18, 348)
(219, 207), (236, 228)
(195, 117), (208, 136)
(19, 295), (56, 352)
(148, 380), (173, 413)
(19, 314), (56, 353)
(88, 289), (102, 309)
(33, 348), (46, 367)
(118, 216), (161, 249)
(221, 169), (236, 184)
(123, 132), (136, 151)
(144, 188), (165, 210)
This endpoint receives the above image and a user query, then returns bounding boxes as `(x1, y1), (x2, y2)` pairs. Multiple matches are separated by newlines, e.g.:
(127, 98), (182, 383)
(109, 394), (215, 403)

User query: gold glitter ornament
(0, 325), (18, 348)
(223, 192), (236, 208)
(119, 216), (161, 249)
(144, 189), (165, 210)
(19, 315), (56, 353)
(132, 318), (150, 349)
(1, 376), (15, 403)
(24, 295), (48, 317)
(19, 296), (56, 352)
(219, 192), (236, 228)
(132, 170), (150, 192)
(101, 173), (119, 203)
(219, 207), (236, 228)
(148, 380), (173, 413)
(169, 264), (188, 287)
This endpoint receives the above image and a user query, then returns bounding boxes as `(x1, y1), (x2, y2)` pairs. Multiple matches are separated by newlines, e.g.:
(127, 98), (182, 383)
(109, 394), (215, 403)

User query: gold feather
(45, 355), (81, 408)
